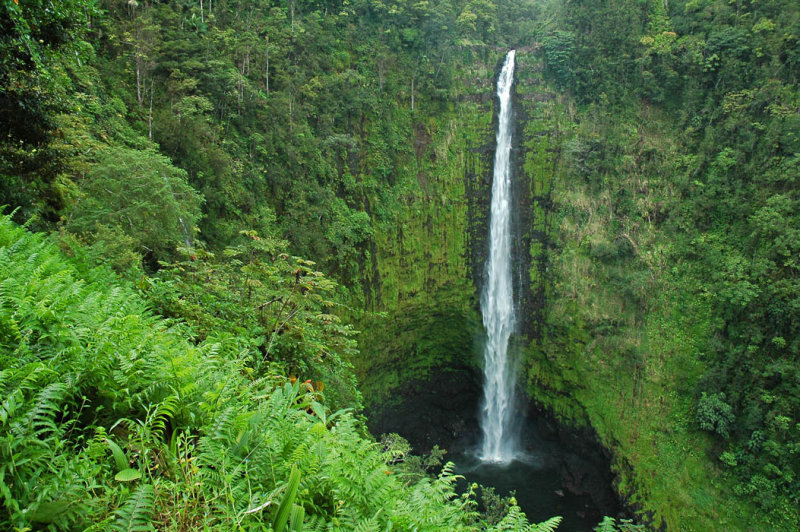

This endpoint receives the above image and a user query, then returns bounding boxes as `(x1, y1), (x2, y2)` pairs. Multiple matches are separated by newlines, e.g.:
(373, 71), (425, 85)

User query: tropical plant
(0, 215), (562, 530)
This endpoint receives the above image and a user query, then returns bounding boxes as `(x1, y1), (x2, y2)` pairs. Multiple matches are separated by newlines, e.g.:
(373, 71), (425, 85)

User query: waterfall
(479, 50), (518, 463)
(161, 171), (194, 249)
(178, 216), (193, 249)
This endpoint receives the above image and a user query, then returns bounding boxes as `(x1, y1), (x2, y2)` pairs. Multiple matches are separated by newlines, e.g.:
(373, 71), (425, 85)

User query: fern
(144, 394), (179, 441)
(350, 512), (382, 532)
(530, 516), (563, 532)
(21, 382), (69, 438)
(0, 215), (575, 531)
(594, 516), (617, 532)
(593, 517), (644, 532)
(111, 484), (155, 532)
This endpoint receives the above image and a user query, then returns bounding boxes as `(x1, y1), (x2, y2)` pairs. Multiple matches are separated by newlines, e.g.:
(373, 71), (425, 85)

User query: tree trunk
(148, 77), (154, 140)
(265, 38), (270, 95)
(136, 59), (143, 106)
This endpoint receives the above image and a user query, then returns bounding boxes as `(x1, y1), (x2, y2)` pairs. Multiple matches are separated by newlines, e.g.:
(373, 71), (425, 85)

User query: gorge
(365, 49), (623, 530)
(2, 0), (799, 530)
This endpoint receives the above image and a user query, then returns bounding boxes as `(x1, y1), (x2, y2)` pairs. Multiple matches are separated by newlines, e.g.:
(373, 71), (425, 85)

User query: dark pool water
(452, 453), (602, 531)
(450, 420), (619, 531)
(364, 370), (621, 530)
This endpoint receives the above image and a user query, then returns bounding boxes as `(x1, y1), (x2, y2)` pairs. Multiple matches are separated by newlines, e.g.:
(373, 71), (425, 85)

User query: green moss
(363, 101), (495, 311)
(355, 293), (482, 409)
(511, 50), (784, 530)
(355, 53), (504, 405)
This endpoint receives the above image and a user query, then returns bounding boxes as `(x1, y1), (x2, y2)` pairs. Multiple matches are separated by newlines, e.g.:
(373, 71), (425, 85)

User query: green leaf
(107, 438), (129, 472)
(289, 504), (305, 531)
(111, 484), (155, 532)
(310, 401), (326, 425)
(115, 468), (142, 482)
(273, 465), (301, 532)
(29, 499), (72, 524)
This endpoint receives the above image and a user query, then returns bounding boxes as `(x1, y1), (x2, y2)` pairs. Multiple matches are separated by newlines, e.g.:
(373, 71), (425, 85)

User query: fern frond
(19, 381), (69, 438)
(530, 515), (562, 532)
(111, 484), (155, 532)
(594, 516), (617, 532)
(145, 395), (179, 441)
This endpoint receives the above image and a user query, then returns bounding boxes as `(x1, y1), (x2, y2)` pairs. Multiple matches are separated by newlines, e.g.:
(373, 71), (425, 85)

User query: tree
(0, 0), (95, 222)
(65, 146), (203, 265)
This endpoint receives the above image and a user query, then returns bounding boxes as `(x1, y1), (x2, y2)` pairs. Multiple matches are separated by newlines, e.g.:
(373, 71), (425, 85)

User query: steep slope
(516, 0), (800, 529)
(0, 214), (562, 530)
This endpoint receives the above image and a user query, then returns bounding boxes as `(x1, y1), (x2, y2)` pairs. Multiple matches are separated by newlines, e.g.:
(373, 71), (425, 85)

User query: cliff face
(357, 48), (630, 526)
(354, 50), (560, 406)
(510, 50), (763, 530)
(353, 52), (501, 414)
(356, 45), (762, 530)
(353, 49), (559, 450)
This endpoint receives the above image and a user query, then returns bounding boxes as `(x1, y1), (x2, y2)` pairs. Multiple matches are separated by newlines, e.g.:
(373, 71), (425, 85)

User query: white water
(161, 172), (193, 248)
(479, 50), (518, 463)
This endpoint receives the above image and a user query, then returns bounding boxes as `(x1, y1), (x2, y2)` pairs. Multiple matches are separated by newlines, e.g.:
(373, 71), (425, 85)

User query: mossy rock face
(356, 293), (484, 452)
(354, 50), (557, 450)
(353, 53), (503, 441)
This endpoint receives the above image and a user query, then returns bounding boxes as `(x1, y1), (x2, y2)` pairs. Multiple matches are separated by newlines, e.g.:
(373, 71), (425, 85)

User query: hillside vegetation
(523, 0), (800, 529)
(0, 214), (569, 530)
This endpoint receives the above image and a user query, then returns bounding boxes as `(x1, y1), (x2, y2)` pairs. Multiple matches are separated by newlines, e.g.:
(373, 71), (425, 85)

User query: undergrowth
(0, 215), (561, 531)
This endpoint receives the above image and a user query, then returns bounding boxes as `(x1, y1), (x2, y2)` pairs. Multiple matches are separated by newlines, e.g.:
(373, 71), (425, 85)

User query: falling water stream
(458, 50), (617, 529)
(370, 50), (621, 529)
(479, 50), (519, 463)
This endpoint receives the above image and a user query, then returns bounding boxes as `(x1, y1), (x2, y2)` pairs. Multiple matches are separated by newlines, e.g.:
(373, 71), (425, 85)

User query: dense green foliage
(3, 0), (800, 529)
(0, 0), (562, 528)
(0, 0), (95, 222)
(0, 214), (566, 530)
(522, 0), (800, 528)
(147, 232), (362, 411)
